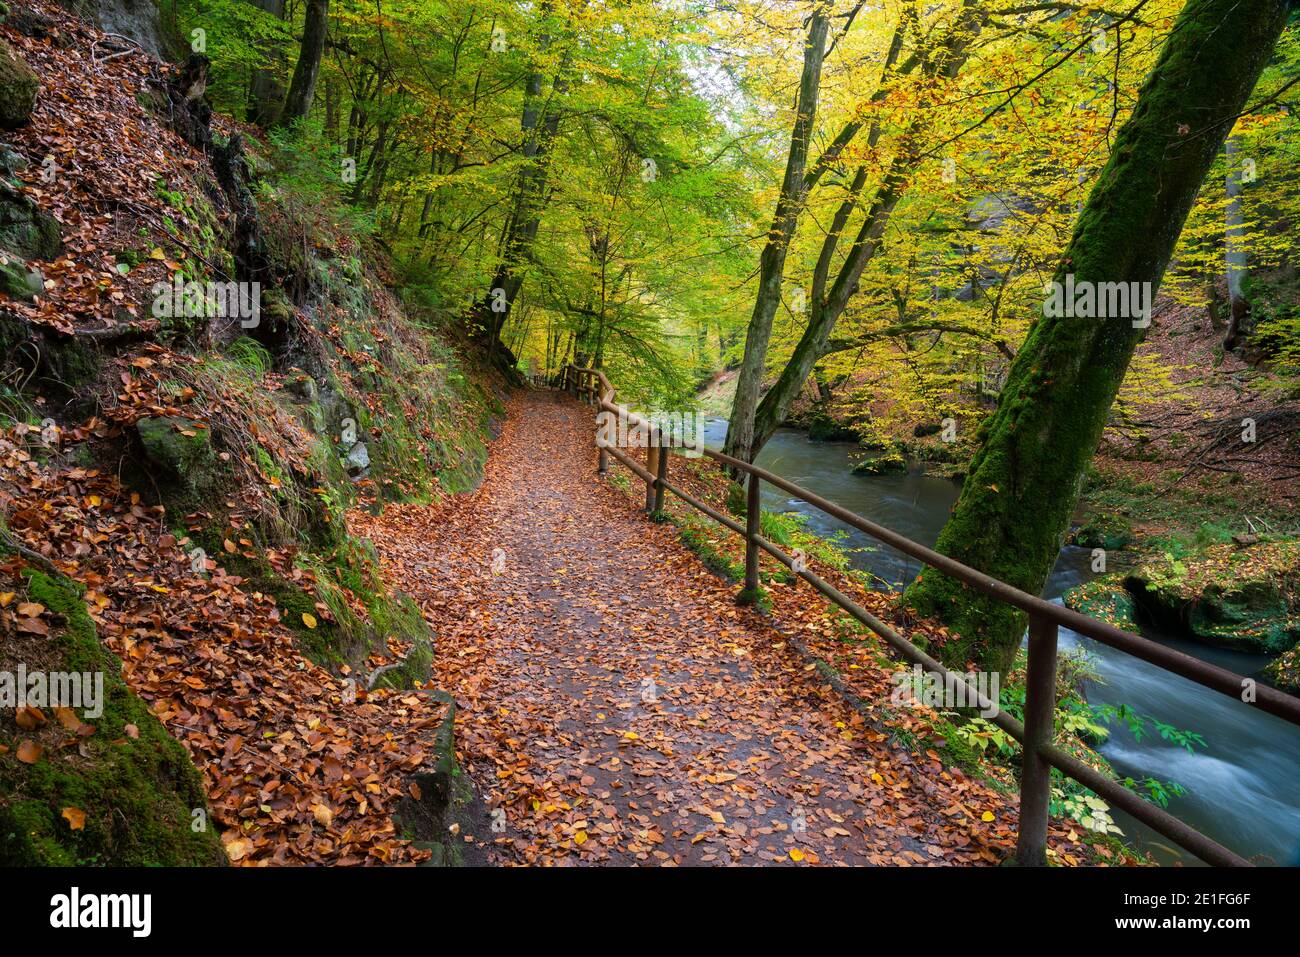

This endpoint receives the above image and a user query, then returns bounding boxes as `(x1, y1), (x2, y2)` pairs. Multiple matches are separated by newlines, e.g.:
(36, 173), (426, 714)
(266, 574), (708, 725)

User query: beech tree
(278, 0), (330, 127)
(904, 0), (1295, 673)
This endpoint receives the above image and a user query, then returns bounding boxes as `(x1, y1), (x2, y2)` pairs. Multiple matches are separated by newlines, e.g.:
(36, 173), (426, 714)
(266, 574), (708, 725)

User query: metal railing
(561, 363), (1300, 867)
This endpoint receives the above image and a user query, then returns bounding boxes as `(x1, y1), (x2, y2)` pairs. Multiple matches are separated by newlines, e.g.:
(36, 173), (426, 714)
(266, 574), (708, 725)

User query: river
(702, 420), (1300, 865)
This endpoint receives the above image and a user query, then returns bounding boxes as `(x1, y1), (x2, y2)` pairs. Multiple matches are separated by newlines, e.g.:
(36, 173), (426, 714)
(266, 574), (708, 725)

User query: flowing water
(701, 419), (1300, 865)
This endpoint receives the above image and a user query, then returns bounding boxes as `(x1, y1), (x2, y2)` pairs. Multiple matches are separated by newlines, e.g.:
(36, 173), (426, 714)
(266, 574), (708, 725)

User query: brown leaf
(16, 739), (43, 764)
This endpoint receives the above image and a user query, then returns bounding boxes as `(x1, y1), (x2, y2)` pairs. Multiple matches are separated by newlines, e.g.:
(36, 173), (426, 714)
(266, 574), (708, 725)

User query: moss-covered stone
(1263, 643), (1300, 695)
(0, 247), (40, 299)
(135, 415), (216, 478)
(807, 414), (859, 442)
(0, 181), (61, 260)
(395, 693), (490, 866)
(0, 571), (225, 866)
(0, 39), (37, 130)
(1070, 513), (1135, 550)
(1125, 540), (1300, 653)
(852, 447), (908, 475)
(1063, 576), (1138, 632)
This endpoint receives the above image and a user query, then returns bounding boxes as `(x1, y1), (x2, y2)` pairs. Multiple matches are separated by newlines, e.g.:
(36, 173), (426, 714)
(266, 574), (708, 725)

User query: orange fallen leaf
(17, 740), (42, 764)
(61, 807), (86, 830)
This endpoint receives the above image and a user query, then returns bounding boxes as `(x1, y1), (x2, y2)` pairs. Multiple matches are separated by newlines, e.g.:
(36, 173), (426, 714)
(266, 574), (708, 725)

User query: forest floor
(358, 390), (1112, 866)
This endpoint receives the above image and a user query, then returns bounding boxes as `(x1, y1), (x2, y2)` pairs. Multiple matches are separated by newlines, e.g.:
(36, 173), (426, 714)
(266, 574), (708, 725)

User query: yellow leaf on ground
(302, 613), (317, 629)
(62, 807), (86, 830)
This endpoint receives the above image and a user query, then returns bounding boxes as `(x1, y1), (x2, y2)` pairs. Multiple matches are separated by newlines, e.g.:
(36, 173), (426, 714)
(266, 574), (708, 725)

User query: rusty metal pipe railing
(563, 364), (1284, 866)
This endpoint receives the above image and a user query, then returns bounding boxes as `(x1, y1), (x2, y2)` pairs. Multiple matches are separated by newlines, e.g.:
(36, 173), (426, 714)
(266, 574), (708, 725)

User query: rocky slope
(0, 1), (497, 865)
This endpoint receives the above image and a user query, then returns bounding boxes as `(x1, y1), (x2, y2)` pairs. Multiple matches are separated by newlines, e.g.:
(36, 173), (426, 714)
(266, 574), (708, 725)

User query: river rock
(852, 447), (907, 475)
(1063, 576), (1138, 632)
(1124, 539), (1300, 654)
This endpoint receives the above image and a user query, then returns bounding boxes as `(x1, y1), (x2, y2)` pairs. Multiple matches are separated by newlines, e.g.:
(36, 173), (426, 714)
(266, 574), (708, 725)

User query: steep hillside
(0, 2), (498, 865)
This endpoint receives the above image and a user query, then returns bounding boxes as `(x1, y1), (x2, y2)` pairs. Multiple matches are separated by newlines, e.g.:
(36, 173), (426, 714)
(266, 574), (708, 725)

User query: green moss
(1064, 576), (1139, 632)
(851, 447), (908, 476)
(1125, 540), (1300, 653)
(0, 39), (37, 130)
(1070, 513), (1135, 550)
(0, 571), (225, 866)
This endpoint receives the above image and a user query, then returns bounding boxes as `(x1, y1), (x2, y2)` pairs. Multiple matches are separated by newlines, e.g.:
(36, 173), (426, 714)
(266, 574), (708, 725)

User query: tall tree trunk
(472, 14), (573, 380)
(746, 3), (974, 458)
(750, 144), (913, 454)
(903, 0), (1292, 674)
(722, 8), (915, 468)
(1223, 135), (1251, 349)
(247, 0), (287, 127)
(722, 7), (832, 468)
(277, 0), (330, 128)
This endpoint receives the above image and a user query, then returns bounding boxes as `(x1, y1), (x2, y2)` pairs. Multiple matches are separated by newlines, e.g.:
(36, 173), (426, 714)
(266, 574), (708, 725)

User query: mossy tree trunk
(277, 0), (329, 128)
(903, 0), (1294, 674)
(473, 5), (573, 376)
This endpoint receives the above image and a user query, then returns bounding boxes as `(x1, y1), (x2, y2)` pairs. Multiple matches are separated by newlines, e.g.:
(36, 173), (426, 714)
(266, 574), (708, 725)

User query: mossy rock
(1063, 576), (1138, 632)
(135, 415), (215, 477)
(1263, 643), (1300, 695)
(1070, 513), (1135, 550)
(0, 247), (40, 299)
(0, 181), (61, 261)
(395, 694), (490, 866)
(852, 447), (908, 475)
(0, 39), (37, 130)
(807, 414), (859, 442)
(0, 570), (226, 866)
(1125, 540), (1300, 653)
(0, 312), (101, 394)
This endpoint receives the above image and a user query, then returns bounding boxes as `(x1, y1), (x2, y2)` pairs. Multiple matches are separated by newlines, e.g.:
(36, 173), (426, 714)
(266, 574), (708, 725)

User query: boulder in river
(1124, 539), (1300, 654)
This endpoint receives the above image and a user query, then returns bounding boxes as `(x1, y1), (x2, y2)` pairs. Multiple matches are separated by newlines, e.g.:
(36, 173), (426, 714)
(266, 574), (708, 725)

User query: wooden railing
(561, 363), (1300, 867)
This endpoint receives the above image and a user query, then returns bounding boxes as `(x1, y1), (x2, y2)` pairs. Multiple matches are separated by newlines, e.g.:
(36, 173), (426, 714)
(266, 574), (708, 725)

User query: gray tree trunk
(277, 0), (330, 128)
(722, 8), (831, 468)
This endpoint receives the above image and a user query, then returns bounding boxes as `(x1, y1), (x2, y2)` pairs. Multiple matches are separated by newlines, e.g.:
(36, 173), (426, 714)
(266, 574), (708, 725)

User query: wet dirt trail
(363, 390), (1063, 866)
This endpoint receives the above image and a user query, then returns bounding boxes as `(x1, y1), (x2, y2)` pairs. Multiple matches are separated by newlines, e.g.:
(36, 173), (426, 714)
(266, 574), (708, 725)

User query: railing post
(652, 441), (668, 515)
(738, 472), (761, 603)
(1016, 613), (1058, 866)
(645, 439), (660, 513)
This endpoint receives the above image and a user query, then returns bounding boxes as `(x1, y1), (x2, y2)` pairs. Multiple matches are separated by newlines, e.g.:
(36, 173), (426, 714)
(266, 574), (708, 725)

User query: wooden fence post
(652, 441), (668, 515)
(1016, 613), (1058, 866)
(739, 472), (761, 602)
(645, 440), (660, 513)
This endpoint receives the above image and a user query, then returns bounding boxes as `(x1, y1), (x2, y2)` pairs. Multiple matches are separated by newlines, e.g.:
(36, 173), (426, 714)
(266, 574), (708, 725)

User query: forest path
(364, 390), (1036, 865)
